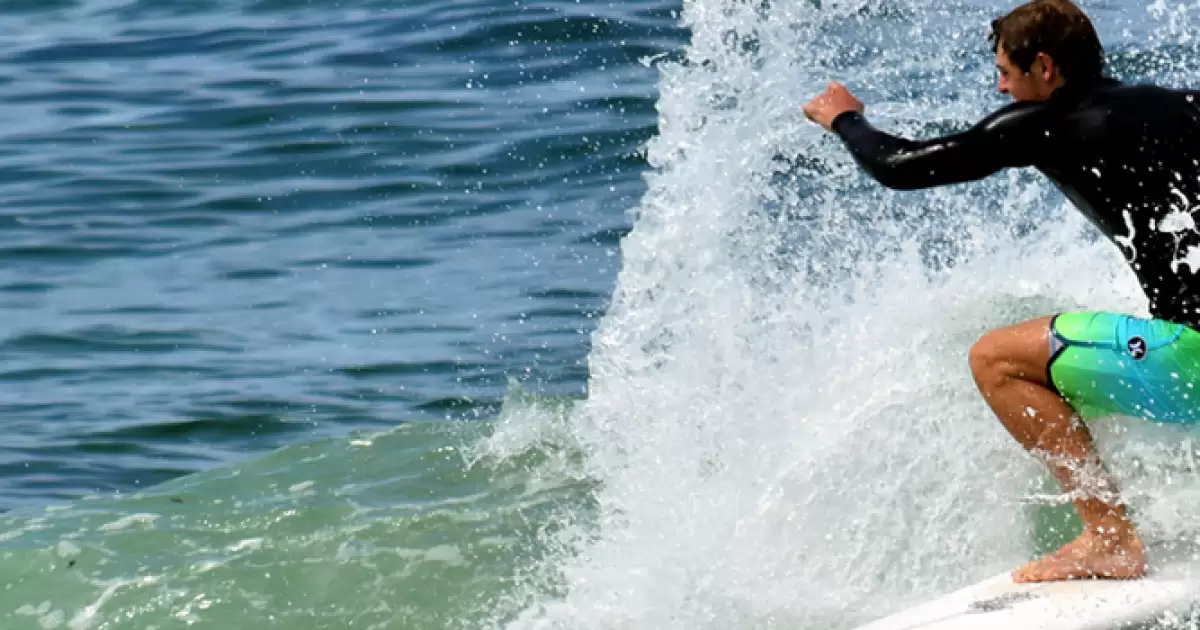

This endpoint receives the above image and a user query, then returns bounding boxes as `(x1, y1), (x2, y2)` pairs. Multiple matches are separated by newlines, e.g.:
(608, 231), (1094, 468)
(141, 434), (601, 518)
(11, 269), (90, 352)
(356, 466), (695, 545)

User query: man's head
(989, 0), (1105, 101)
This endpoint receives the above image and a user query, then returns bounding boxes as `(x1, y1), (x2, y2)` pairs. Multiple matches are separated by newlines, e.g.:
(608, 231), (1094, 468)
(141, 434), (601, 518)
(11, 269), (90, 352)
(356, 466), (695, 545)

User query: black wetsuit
(831, 77), (1200, 329)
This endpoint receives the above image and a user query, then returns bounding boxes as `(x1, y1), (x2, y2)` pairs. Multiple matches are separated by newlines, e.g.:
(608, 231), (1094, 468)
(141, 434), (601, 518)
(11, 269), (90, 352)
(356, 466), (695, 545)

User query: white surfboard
(855, 541), (1200, 630)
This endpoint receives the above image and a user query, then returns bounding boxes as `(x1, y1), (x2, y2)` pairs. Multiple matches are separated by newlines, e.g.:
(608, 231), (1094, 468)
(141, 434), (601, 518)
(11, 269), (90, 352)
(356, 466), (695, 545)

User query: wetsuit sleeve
(830, 104), (1043, 190)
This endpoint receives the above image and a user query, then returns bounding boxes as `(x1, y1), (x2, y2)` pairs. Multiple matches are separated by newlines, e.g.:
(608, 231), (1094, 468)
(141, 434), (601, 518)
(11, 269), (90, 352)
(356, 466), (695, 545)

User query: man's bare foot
(1012, 529), (1147, 583)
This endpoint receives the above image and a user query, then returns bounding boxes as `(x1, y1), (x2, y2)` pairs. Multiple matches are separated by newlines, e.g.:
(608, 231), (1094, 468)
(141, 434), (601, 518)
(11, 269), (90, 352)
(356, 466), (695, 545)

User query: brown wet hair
(989, 0), (1106, 82)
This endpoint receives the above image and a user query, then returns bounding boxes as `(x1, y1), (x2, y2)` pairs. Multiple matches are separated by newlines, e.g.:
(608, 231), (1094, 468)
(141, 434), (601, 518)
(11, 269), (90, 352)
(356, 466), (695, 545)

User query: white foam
(499, 1), (1200, 628)
(97, 513), (159, 533)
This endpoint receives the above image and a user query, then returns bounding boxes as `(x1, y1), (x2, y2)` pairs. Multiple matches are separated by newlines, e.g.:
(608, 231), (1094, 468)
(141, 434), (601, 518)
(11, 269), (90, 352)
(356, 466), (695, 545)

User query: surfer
(803, 0), (1200, 583)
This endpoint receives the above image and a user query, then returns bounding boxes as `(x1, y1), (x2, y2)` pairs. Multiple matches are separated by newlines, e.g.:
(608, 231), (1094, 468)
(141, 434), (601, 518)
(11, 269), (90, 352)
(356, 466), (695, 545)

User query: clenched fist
(803, 81), (865, 131)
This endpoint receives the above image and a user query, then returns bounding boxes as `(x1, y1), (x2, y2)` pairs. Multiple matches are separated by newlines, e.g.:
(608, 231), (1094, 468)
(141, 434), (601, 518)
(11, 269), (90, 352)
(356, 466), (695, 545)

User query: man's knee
(968, 321), (1051, 385)
(968, 331), (1006, 381)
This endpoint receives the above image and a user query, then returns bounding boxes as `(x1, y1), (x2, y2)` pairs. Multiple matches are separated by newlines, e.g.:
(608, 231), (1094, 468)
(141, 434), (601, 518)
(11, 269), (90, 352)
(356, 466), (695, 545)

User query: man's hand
(803, 81), (865, 131)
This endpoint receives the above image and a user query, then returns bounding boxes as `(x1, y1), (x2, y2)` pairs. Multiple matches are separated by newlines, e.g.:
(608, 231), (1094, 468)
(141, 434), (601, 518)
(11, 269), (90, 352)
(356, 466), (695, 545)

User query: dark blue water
(0, 0), (685, 510)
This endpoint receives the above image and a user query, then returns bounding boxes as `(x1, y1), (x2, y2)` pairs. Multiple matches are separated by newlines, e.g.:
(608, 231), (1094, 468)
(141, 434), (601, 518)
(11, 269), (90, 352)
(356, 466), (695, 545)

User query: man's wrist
(830, 110), (863, 134)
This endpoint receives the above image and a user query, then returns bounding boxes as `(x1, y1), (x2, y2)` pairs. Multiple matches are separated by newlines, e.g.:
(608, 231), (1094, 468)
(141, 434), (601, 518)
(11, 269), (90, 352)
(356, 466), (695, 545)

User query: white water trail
(499, 1), (1200, 628)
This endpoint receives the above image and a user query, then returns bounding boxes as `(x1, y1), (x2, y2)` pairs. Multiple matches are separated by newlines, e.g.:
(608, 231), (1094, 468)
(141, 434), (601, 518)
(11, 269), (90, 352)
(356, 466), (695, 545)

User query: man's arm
(828, 104), (1043, 191)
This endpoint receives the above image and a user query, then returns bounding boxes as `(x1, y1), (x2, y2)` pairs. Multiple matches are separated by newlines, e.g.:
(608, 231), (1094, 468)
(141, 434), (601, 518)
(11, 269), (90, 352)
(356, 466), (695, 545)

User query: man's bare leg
(968, 317), (1146, 582)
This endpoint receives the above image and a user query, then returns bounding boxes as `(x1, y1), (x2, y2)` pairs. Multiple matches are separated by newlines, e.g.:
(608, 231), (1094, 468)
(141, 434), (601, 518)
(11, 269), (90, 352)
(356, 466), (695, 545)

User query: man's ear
(1034, 51), (1057, 82)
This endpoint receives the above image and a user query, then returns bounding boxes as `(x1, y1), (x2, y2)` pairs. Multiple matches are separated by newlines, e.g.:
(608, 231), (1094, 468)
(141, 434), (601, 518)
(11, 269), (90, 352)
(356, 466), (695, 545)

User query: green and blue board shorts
(1049, 312), (1200, 424)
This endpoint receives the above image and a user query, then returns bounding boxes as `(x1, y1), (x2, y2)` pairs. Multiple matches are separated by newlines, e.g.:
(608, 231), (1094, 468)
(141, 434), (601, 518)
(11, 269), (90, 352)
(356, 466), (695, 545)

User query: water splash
(497, 1), (1200, 628)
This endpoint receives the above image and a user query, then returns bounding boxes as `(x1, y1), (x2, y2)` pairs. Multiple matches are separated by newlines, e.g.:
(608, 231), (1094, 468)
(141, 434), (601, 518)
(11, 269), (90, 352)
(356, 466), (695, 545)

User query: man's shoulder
(1066, 79), (1200, 141)
(1079, 81), (1200, 126)
(975, 99), (1051, 134)
(1092, 79), (1198, 101)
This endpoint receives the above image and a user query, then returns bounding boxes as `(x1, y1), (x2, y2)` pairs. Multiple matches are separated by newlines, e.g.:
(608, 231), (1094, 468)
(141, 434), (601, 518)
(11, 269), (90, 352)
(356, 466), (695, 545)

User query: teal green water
(0, 389), (595, 629)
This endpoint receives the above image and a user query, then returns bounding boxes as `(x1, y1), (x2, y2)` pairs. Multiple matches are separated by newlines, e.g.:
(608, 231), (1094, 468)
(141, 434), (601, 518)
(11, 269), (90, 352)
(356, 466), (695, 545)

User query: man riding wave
(804, 0), (1200, 583)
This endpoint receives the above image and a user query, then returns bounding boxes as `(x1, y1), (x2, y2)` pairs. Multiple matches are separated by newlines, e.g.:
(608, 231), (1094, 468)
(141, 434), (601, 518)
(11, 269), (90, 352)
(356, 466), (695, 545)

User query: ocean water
(4, 0), (1200, 628)
(0, 0), (679, 507)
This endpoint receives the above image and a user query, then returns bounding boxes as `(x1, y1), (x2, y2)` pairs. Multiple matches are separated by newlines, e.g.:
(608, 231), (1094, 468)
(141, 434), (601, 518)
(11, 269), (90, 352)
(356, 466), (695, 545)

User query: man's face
(995, 48), (1056, 101)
